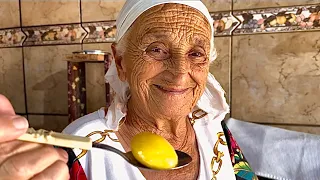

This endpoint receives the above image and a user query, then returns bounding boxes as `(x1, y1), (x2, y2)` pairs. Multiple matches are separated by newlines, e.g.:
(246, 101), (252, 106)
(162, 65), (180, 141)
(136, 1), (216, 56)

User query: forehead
(128, 3), (211, 43)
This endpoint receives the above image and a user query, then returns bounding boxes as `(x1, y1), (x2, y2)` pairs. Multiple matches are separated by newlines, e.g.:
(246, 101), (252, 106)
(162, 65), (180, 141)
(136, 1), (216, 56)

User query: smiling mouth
(154, 84), (190, 95)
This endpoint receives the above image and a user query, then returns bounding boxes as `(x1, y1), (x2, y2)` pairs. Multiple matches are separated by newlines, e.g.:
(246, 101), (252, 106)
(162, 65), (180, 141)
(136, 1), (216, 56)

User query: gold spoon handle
(17, 128), (92, 150)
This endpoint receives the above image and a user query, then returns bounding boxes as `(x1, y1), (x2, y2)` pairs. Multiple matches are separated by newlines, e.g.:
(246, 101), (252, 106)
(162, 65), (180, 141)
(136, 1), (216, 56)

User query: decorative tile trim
(23, 24), (86, 46)
(0, 28), (26, 48)
(233, 4), (320, 34)
(82, 21), (116, 43)
(211, 12), (240, 36)
(0, 4), (319, 48)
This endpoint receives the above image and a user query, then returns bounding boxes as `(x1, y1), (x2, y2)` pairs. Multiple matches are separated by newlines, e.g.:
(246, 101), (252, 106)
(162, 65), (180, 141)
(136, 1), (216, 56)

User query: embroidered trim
(222, 121), (258, 180)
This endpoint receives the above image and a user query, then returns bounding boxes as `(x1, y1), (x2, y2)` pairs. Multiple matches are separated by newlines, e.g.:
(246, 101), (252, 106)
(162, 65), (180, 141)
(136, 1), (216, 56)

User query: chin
(146, 87), (198, 117)
(152, 101), (193, 118)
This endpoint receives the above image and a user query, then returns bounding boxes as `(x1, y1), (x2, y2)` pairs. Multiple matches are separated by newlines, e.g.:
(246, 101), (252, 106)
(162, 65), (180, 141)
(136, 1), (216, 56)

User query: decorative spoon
(17, 128), (192, 170)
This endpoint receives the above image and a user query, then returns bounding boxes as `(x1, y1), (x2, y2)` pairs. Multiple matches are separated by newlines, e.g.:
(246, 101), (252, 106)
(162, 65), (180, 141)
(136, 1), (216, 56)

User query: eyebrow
(141, 32), (170, 43)
(190, 35), (209, 46)
(141, 32), (210, 47)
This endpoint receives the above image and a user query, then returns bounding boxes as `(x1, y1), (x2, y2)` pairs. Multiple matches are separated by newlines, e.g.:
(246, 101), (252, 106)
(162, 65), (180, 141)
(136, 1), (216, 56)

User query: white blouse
(63, 108), (236, 180)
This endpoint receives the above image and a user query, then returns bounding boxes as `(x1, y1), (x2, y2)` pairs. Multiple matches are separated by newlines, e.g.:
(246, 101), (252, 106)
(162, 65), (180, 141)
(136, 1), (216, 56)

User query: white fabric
(63, 109), (236, 180)
(226, 118), (320, 180)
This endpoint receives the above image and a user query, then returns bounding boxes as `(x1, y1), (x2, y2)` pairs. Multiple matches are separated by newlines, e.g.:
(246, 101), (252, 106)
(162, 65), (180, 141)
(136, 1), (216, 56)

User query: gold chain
(188, 110), (228, 179)
(76, 129), (119, 160)
(75, 115), (127, 160)
(189, 109), (208, 125)
(211, 132), (227, 180)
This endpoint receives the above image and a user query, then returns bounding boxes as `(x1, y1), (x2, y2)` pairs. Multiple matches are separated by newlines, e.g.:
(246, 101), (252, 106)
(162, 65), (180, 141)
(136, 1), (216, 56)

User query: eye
(188, 48), (207, 64)
(189, 52), (204, 57)
(152, 47), (162, 53)
(145, 43), (170, 60)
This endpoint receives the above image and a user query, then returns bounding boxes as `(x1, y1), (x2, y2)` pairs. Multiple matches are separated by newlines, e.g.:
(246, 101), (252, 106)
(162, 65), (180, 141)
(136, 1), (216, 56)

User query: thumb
(0, 94), (15, 115)
(0, 94), (29, 142)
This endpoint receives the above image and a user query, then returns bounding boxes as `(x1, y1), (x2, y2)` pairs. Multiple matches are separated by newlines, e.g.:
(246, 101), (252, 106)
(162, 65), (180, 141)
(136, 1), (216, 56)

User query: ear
(111, 43), (126, 81)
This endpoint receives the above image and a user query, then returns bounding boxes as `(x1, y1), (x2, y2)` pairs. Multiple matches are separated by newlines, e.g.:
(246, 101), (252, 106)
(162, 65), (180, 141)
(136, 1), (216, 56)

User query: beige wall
(0, 0), (319, 134)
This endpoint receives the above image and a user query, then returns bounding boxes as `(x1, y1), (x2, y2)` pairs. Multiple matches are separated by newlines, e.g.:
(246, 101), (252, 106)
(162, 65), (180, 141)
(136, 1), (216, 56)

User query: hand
(0, 94), (70, 180)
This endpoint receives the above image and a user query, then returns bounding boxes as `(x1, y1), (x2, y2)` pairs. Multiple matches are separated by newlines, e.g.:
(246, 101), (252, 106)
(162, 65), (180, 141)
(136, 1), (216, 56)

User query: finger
(0, 95), (28, 142)
(0, 115), (29, 142)
(0, 145), (68, 179)
(0, 141), (42, 163)
(0, 94), (15, 115)
(55, 148), (69, 163)
(30, 160), (70, 180)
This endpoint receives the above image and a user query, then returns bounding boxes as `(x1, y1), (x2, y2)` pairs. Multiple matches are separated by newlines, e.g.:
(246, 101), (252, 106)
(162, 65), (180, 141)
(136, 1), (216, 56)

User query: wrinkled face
(114, 4), (211, 118)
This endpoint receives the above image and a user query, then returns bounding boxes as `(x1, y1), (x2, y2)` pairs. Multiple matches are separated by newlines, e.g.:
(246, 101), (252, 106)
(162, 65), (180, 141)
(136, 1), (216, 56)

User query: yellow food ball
(131, 132), (178, 170)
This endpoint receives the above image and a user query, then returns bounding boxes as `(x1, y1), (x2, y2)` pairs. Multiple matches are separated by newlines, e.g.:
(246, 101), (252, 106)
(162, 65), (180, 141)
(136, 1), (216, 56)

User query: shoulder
(62, 108), (107, 136)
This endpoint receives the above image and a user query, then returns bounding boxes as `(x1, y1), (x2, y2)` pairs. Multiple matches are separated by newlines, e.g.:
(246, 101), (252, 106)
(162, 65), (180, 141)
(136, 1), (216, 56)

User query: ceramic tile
(233, 0), (319, 10)
(28, 115), (69, 132)
(0, 28), (26, 48)
(23, 24), (86, 46)
(0, 0), (20, 28)
(210, 37), (230, 104)
(202, 0), (231, 12)
(83, 43), (112, 53)
(83, 43), (112, 113)
(21, 0), (80, 26)
(233, 5), (320, 35)
(0, 48), (25, 113)
(81, 0), (230, 21)
(82, 22), (116, 43)
(211, 12), (240, 36)
(84, 62), (106, 113)
(232, 32), (320, 125)
(272, 125), (320, 135)
(24, 45), (81, 114)
(81, 0), (126, 22)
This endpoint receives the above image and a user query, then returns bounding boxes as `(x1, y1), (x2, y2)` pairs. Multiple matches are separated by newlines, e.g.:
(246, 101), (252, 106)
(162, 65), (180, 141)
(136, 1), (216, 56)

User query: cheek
(192, 66), (209, 88)
(190, 67), (209, 104)
(127, 57), (164, 92)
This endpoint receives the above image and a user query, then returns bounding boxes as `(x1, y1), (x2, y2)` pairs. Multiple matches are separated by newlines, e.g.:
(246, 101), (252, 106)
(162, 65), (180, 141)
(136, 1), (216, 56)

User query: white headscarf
(104, 0), (229, 130)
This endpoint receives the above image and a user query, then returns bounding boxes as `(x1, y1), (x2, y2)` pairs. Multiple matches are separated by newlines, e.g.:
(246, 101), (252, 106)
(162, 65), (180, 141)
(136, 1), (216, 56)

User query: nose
(164, 54), (191, 84)
(167, 54), (191, 75)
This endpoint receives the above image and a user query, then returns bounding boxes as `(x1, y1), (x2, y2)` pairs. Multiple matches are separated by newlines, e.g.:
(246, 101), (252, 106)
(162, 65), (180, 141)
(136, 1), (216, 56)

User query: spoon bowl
(92, 142), (192, 170)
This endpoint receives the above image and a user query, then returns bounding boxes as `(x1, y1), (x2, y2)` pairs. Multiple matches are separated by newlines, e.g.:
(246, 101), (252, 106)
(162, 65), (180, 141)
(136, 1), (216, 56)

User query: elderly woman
(62, 0), (258, 180)
(1, 1), (320, 180)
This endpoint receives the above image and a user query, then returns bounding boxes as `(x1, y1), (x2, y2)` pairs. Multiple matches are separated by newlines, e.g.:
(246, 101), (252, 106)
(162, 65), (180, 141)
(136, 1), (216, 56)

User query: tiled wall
(0, 0), (319, 134)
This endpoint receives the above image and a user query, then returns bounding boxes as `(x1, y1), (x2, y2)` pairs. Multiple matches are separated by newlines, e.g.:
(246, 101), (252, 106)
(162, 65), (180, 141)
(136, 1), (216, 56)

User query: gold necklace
(189, 109), (208, 125)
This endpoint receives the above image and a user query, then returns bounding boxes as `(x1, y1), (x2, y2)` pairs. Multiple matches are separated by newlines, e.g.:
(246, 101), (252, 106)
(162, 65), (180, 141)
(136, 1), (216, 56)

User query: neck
(118, 98), (196, 150)
(125, 98), (190, 137)
(116, 101), (200, 180)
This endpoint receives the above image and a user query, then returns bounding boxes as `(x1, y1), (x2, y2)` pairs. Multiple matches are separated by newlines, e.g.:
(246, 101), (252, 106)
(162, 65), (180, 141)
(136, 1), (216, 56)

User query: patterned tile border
(233, 4), (320, 34)
(23, 24), (86, 46)
(82, 21), (116, 43)
(0, 28), (26, 48)
(211, 12), (240, 36)
(0, 4), (318, 48)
